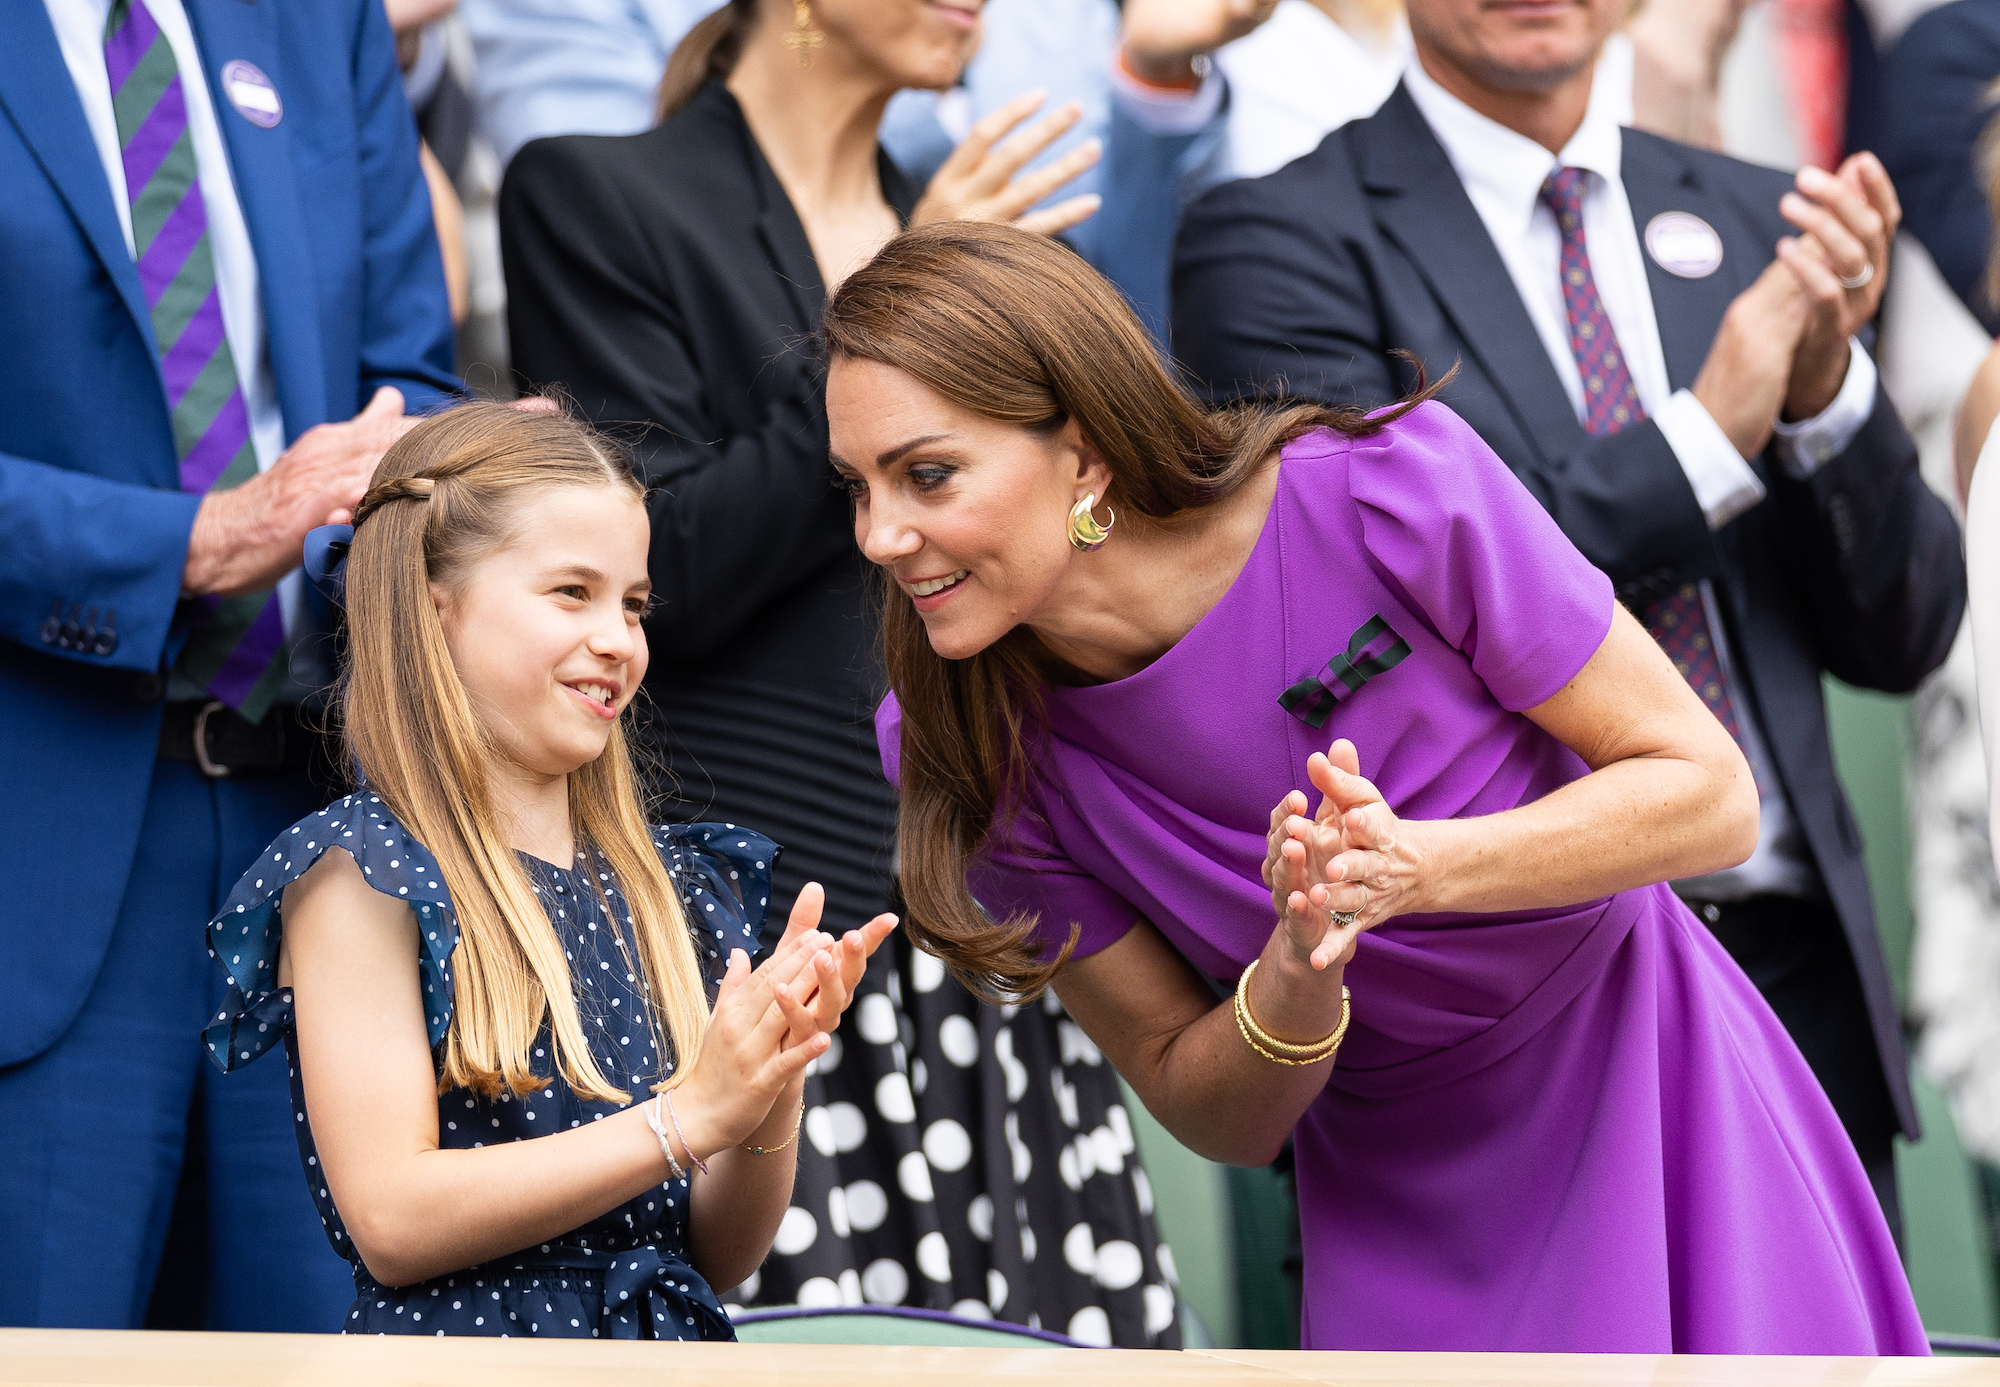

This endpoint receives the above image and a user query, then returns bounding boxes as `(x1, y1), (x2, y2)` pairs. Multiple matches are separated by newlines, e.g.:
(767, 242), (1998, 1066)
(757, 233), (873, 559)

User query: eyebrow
(876, 432), (957, 469)
(542, 563), (650, 594)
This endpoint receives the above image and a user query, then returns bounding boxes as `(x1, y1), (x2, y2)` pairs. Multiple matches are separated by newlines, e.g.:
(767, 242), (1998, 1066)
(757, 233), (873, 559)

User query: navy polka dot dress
(203, 793), (776, 1340)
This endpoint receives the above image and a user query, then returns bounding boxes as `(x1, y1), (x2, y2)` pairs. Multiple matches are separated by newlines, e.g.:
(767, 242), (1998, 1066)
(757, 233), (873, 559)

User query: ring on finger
(1329, 908), (1358, 929)
(1838, 262), (1874, 290)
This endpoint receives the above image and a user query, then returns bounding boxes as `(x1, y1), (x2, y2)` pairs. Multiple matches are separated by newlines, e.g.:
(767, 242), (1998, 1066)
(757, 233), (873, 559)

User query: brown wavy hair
(343, 403), (709, 1103)
(821, 222), (1440, 1000)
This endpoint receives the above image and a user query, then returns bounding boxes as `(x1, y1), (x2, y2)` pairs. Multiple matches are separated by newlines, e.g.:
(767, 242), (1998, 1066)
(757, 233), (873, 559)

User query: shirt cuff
(1107, 43), (1226, 135)
(1653, 388), (1768, 530)
(1770, 338), (1877, 479)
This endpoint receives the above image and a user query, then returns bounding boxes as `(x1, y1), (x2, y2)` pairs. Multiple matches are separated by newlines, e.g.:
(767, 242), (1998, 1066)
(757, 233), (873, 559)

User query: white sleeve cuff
(1654, 389), (1768, 530)
(1107, 44), (1226, 135)
(1770, 338), (1876, 479)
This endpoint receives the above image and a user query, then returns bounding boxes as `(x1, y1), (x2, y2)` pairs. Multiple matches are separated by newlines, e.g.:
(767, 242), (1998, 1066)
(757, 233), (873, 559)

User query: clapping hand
(1775, 152), (1900, 420)
(1121, 0), (1281, 86)
(912, 90), (1103, 237)
(763, 882), (898, 1051)
(1263, 738), (1416, 971)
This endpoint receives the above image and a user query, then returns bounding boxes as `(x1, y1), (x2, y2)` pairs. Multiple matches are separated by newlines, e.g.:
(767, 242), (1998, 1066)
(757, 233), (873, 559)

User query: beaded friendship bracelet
(645, 1093), (685, 1180)
(1234, 958), (1351, 1067)
(664, 1090), (711, 1177)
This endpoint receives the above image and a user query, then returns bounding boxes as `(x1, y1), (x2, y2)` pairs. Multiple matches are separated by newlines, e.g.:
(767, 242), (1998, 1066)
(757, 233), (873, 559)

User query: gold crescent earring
(1068, 493), (1114, 552)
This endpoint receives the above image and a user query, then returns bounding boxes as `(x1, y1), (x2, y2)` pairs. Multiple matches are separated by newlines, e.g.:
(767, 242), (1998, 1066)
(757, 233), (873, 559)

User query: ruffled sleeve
(203, 793), (458, 1073)
(653, 823), (779, 983)
(1347, 401), (1614, 711)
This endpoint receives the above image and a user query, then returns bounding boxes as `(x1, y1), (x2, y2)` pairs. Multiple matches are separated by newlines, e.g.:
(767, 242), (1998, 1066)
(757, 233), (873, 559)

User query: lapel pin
(220, 60), (282, 128)
(1644, 211), (1723, 279)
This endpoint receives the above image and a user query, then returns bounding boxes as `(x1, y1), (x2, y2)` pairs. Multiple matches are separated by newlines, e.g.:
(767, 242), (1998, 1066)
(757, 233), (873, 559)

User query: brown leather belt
(157, 699), (325, 777)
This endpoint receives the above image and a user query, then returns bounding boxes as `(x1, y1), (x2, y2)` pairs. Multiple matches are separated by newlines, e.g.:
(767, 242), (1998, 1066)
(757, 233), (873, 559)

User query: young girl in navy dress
(202, 403), (895, 1338)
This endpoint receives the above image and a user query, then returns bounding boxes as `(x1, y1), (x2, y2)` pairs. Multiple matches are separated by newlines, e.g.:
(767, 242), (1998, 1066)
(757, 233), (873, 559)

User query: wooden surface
(7, 1331), (2000, 1387)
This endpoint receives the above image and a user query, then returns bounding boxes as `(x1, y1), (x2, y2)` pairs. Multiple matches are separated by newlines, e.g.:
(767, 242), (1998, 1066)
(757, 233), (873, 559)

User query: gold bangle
(1234, 959), (1349, 1066)
(742, 1099), (806, 1155)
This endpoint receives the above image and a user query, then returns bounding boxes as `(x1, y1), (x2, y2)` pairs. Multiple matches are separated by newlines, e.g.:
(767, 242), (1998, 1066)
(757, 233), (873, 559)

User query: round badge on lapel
(1644, 211), (1723, 278)
(220, 60), (282, 128)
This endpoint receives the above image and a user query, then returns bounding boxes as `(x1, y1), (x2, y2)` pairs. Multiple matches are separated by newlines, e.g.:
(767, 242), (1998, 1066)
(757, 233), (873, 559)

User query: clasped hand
(670, 883), (897, 1155)
(1262, 738), (1422, 972)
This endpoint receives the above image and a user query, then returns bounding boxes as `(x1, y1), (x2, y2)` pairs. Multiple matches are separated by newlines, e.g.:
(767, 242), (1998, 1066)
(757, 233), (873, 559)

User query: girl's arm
(283, 849), (828, 1288)
(1054, 608), (1758, 1166)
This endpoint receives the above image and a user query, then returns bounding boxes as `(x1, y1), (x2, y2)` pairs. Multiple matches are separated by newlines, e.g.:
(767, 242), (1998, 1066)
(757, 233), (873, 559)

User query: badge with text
(1278, 615), (1412, 730)
(1644, 211), (1724, 279)
(221, 60), (282, 129)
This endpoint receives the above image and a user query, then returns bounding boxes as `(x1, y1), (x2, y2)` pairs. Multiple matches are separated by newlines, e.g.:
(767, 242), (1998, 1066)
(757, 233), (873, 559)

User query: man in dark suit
(0, 0), (457, 1329)
(1173, 0), (1964, 1236)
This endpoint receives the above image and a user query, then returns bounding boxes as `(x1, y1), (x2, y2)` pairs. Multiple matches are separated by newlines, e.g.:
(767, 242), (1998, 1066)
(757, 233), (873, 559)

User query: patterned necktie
(106, 0), (288, 722)
(1539, 167), (1758, 782)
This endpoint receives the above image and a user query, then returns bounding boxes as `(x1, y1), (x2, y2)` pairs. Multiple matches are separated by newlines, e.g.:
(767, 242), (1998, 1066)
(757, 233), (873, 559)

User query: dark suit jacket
(1172, 84), (1967, 1138)
(1882, 0), (2000, 333)
(500, 80), (918, 933)
(0, 0), (458, 1068)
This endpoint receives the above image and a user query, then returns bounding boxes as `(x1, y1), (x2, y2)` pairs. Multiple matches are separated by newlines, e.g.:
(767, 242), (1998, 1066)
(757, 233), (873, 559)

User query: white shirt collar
(1402, 53), (1626, 245)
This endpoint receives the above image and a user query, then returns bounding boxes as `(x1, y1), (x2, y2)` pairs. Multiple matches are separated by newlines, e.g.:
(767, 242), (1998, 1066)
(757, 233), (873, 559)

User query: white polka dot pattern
(199, 795), (777, 1342)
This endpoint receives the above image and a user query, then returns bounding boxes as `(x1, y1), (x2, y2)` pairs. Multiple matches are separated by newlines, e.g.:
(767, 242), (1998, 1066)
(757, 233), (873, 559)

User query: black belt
(157, 699), (325, 777)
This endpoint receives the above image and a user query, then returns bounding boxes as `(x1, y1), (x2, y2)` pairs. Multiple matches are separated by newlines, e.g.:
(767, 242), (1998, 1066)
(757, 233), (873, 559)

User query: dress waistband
(359, 1243), (734, 1342)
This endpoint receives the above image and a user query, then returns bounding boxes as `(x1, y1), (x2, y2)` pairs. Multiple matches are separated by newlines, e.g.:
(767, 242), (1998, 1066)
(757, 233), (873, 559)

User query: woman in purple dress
(819, 223), (1925, 1355)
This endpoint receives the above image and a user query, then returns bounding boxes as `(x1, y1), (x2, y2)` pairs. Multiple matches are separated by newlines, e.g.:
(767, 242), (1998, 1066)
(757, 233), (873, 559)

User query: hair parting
(340, 402), (708, 1104)
(821, 222), (1445, 1002)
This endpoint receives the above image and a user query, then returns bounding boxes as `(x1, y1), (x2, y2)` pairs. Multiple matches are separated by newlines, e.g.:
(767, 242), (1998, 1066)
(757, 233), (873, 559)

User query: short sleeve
(1349, 401), (1614, 711)
(203, 794), (457, 1073)
(654, 823), (779, 987)
(881, 696), (1137, 963)
(968, 797), (1140, 964)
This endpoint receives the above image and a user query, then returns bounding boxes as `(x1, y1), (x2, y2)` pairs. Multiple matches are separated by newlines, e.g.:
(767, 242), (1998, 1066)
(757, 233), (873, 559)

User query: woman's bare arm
(1054, 607), (1757, 1167)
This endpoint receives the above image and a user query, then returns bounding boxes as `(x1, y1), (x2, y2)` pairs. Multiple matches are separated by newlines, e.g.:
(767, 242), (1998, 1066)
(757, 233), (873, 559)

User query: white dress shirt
(44, 0), (303, 667)
(1214, 0), (1410, 181)
(1404, 57), (1873, 900)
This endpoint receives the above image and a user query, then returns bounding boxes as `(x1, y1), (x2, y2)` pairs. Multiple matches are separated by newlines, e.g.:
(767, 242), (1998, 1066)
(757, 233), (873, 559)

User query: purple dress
(876, 404), (1925, 1354)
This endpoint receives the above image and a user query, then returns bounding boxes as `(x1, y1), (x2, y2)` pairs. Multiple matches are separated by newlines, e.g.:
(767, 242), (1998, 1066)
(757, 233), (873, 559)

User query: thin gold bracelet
(742, 1099), (806, 1155)
(1235, 959), (1350, 1066)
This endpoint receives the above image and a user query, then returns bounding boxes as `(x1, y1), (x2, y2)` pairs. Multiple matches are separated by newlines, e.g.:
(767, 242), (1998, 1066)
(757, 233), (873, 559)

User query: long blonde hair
(342, 402), (707, 1104)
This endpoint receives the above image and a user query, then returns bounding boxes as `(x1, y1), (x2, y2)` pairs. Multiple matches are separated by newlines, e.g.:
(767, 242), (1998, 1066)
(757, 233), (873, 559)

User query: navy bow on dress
(1278, 615), (1412, 730)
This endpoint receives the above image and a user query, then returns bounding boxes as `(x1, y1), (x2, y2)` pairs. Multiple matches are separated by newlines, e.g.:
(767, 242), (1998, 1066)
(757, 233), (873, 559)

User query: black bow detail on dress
(1278, 615), (1412, 730)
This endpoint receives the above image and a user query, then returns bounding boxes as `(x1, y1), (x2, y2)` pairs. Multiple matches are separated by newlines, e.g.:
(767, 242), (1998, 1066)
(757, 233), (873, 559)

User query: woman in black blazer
(499, 0), (1177, 1347)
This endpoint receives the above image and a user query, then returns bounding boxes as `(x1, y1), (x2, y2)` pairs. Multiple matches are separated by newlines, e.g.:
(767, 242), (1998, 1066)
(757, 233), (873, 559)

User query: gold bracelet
(742, 1099), (806, 1155)
(1234, 959), (1350, 1066)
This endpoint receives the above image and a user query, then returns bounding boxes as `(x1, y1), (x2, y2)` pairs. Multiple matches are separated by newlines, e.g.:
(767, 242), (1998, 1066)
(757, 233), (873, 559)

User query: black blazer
(1882, 0), (2000, 333)
(1172, 84), (1967, 1137)
(500, 80), (919, 932)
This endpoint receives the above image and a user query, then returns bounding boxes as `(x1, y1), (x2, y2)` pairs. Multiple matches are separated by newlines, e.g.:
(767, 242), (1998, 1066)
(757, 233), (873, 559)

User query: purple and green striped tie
(106, 0), (288, 721)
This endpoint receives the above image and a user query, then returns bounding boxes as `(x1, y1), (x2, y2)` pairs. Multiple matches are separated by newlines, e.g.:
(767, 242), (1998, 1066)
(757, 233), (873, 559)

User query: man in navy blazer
(1173, 0), (1964, 1236)
(0, 0), (457, 1330)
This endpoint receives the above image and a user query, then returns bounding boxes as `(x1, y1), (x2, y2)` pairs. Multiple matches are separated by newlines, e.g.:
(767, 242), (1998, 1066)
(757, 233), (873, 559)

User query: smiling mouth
(565, 680), (619, 711)
(907, 569), (968, 598)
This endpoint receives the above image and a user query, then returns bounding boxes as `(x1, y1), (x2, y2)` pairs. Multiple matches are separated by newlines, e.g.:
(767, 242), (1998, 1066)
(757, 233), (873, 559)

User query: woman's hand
(672, 937), (831, 1157)
(911, 90), (1102, 237)
(1121, 0), (1279, 87)
(1265, 738), (1424, 970)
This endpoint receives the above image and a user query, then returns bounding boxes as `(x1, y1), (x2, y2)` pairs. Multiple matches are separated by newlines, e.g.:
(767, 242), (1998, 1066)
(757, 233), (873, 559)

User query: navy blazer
(0, 0), (459, 1067)
(1882, 0), (2000, 333)
(1172, 84), (1967, 1138)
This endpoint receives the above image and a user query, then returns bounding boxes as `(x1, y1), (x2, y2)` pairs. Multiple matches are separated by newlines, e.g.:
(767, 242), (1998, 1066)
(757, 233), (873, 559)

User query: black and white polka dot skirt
(723, 933), (1181, 1347)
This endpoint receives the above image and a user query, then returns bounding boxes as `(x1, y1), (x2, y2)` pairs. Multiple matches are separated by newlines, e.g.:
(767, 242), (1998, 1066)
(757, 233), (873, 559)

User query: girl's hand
(1264, 739), (1419, 970)
(673, 943), (828, 1156)
(911, 90), (1102, 237)
(766, 884), (899, 1047)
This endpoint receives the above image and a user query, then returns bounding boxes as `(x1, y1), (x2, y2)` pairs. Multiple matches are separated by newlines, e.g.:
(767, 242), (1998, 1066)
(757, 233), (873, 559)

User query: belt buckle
(193, 700), (233, 779)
